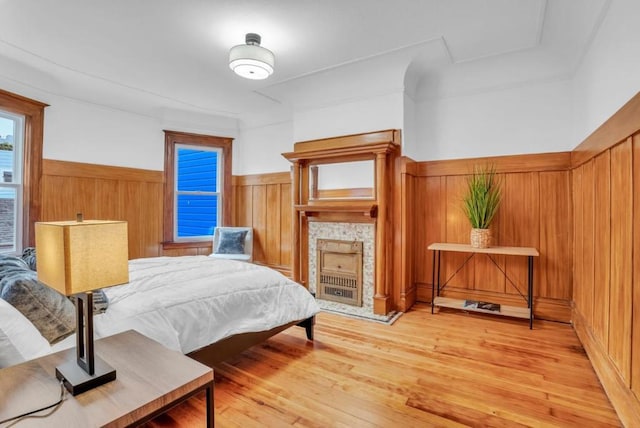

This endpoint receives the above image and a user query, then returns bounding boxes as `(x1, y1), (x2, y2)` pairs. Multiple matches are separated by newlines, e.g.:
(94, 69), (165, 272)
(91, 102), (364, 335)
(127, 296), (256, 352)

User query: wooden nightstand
(0, 330), (214, 427)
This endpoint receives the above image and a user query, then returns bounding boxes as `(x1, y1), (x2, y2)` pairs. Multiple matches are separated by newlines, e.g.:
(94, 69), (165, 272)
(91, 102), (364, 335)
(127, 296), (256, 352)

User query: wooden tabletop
(0, 330), (213, 427)
(427, 242), (539, 257)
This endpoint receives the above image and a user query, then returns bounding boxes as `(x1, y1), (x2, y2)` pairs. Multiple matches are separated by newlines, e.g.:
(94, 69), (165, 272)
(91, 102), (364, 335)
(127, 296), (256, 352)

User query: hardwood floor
(144, 304), (620, 427)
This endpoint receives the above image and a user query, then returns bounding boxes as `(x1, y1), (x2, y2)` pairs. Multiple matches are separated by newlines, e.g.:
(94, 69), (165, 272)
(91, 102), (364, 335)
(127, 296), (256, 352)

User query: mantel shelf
(294, 204), (378, 218)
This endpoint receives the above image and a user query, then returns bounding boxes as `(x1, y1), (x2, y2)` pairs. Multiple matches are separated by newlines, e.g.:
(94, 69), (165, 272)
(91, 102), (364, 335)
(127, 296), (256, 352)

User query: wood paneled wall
(412, 153), (573, 322)
(232, 172), (293, 276)
(570, 92), (640, 427)
(41, 159), (163, 260)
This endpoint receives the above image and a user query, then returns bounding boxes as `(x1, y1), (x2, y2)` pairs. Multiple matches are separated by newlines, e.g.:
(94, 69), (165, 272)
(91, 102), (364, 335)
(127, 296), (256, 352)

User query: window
(163, 131), (232, 243)
(0, 89), (46, 254)
(0, 111), (24, 253)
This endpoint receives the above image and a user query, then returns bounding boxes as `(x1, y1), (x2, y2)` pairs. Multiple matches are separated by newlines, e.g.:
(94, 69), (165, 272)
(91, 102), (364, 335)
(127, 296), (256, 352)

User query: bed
(0, 254), (320, 369)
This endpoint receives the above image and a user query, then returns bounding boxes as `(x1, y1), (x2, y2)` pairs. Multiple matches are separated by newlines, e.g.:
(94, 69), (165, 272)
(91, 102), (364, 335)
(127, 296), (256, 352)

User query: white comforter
(53, 256), (319, 354)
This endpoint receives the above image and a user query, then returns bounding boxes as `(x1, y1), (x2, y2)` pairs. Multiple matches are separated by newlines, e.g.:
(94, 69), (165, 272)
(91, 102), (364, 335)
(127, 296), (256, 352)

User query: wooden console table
(428, 243), (539, 329)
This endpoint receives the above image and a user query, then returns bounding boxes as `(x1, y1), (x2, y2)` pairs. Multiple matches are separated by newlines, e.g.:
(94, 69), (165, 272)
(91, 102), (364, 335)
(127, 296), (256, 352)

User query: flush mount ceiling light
(229, 33), (274, 80)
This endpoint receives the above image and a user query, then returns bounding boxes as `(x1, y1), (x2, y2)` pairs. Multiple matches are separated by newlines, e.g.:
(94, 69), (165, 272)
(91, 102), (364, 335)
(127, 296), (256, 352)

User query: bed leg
(297, 316), (315, 341)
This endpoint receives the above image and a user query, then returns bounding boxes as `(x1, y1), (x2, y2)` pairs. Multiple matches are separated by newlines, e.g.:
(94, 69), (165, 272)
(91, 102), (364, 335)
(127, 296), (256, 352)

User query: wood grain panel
(538, 171), (572, 299)
(632, 134), (640, 397)
(573, 308), (640, 427)
(251, 185), (267, 263)
(572, 91), (640, 168)
(573, 168), (584, 318)
(442, 175), (474, 289)
(233, 185), (253, 227)
(608, 139), (633, 385)
(397, 162), (416, 311)
(581, 160), (595, 327)
(139, 181), (163, 257)
(232, 171), (290, 186)
(41, 159), (164, 260)
(96, 179), (121, 220)
(420, 176), (443, 297)
(231, 176), (294, 273)
(501, 172), (540, 299)
(280, 183), (292, 268)
(43, 159), (163, 183)
(593, 151), (611, 348)
(416, 152), (571, 177)
(266, 184), (281, 266)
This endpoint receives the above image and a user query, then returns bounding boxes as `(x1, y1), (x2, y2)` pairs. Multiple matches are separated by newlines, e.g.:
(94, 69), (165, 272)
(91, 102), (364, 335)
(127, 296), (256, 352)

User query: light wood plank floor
(144, 303), (620, 427)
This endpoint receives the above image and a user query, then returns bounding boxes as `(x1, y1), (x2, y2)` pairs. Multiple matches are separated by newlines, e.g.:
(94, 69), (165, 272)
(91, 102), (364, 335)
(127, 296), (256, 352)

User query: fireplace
(317, 239), (363, 306)
(308, 222), (391, 321)
(283, 129), (403, 320)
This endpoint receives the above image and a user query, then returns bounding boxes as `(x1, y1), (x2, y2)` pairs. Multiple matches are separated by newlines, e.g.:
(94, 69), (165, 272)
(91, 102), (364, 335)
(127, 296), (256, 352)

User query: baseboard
(572, 308), (640, 427)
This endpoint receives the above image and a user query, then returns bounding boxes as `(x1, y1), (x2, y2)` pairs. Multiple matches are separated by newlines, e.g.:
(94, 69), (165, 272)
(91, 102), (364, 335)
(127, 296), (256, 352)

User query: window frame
(0, 89), (47, 250)
(0, 110), (25, 253)
(163, 130), (232, 244)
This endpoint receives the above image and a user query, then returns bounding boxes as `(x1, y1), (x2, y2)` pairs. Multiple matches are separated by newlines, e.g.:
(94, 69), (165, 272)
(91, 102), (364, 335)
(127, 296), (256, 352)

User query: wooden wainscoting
(570, 92), (640, 427)
(413, 152), (573, 323)
(232, 172), (293, 277)
(41, 159), (163, 260)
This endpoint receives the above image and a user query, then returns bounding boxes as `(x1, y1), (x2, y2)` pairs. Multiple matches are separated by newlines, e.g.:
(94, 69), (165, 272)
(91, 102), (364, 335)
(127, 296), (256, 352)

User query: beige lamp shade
(35, 220), (129, 295)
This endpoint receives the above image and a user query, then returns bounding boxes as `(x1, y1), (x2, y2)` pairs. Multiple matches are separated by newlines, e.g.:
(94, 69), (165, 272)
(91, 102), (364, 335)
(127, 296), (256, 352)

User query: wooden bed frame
(187, 316), (315, 367)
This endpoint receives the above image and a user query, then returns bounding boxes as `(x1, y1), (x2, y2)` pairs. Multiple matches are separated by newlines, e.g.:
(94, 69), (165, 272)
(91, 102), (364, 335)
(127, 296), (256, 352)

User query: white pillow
(0, 297), (51, 367)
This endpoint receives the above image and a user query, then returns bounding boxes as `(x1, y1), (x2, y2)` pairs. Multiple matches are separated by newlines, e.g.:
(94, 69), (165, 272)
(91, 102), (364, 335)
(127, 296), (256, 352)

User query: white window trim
(0, 110), (25, 254)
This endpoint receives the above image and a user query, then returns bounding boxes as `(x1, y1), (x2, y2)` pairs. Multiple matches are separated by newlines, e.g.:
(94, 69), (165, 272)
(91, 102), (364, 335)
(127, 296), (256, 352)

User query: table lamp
(35, 215), (129, 395)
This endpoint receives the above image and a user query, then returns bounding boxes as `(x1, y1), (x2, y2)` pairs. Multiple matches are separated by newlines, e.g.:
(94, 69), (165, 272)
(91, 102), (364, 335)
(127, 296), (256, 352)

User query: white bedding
(50, 256), (320, 355)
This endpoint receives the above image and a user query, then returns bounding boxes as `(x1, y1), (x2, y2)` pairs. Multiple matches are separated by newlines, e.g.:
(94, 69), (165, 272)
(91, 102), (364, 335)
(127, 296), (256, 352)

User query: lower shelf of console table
(433, 296), (532, 320)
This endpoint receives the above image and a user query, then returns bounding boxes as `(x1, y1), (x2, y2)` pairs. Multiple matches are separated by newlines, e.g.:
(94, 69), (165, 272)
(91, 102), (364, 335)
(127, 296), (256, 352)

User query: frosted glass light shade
(229, 42), (274, 80)
(35, 220), (129, 295)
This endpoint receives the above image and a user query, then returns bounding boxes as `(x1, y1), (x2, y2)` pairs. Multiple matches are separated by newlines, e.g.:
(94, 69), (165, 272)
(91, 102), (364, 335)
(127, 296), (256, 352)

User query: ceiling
(0, 0), (610, 122)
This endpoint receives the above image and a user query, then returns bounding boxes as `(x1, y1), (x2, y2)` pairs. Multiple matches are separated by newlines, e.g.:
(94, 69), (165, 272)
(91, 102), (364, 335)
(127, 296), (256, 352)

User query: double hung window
(174, 144), (222, 239)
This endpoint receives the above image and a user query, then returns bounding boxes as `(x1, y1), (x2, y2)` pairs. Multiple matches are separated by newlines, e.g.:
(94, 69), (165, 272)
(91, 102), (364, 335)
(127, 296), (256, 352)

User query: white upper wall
(44, 97), (164, 170)
(234, 120), (292, 175)
(292, 92), (404, 143)
(0, 74), (239, 172)
(571, 0), (640, 144)
(411, 79), (573, 161)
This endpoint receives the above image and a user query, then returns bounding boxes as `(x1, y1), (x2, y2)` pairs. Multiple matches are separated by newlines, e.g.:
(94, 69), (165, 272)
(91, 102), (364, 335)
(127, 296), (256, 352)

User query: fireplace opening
(316, 239), (363, 307)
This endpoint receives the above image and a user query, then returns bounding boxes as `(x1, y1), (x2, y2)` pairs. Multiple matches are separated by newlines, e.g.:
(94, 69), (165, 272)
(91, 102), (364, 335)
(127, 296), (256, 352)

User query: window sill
(161, 241), (212, 250)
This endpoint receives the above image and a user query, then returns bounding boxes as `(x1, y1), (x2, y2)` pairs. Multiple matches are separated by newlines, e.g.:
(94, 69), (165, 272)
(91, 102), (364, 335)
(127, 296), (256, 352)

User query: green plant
(0, 143), (13, 151)
(462, 165), (502, 229)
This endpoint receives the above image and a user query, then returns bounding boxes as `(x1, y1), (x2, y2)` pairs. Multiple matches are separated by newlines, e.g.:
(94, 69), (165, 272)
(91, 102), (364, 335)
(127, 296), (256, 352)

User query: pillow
(69, 289), (109, 315)
(0, 255), (30, 280)
(0, 297), (51, 368)
(0, 268), (75, 344)
(20, 247), (37, 271)
(214, 229), (248, 255)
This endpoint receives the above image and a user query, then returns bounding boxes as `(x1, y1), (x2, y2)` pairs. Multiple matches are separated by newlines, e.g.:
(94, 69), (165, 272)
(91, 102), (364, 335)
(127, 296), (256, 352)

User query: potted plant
(462, 165), (502, 248)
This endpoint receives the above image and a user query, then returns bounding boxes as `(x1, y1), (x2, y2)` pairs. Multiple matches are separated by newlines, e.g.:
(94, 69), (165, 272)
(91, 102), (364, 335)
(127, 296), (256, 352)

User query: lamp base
(55, 356), (116, 396)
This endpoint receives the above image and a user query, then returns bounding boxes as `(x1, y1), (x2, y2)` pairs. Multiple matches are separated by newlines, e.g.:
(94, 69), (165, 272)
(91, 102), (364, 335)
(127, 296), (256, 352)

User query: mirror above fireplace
(309, 160), (374, 200)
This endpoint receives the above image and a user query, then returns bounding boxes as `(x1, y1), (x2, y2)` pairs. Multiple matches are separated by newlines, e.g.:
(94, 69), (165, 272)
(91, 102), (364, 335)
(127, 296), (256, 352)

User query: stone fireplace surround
(309, 221), (395, 322)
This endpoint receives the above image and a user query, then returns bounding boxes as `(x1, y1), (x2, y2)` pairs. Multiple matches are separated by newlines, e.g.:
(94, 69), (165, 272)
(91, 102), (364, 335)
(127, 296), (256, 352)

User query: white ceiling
(0, 0), (610, 121)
